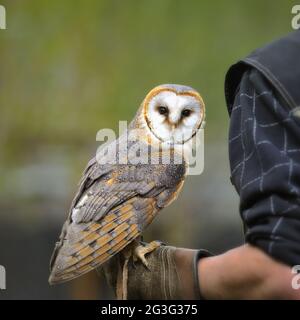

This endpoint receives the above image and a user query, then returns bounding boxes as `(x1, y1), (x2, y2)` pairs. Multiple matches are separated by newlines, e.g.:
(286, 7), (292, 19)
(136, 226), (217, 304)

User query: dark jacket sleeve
(229, 68), (300, 267)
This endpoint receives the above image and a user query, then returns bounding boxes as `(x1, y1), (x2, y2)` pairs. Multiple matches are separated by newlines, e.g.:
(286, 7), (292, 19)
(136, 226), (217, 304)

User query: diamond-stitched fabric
(229, 68), (300, 266)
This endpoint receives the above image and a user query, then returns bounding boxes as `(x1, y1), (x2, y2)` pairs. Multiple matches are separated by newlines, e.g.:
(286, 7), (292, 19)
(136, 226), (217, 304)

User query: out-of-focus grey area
(0, 0), (294, 299)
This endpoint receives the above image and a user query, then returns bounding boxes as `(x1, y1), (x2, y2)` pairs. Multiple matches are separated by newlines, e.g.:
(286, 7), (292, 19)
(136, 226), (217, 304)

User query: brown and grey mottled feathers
(49, 142), (186, 284)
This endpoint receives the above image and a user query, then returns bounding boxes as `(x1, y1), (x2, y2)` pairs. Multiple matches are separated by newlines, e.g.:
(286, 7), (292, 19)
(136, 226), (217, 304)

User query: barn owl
(49, 84), (205, 285)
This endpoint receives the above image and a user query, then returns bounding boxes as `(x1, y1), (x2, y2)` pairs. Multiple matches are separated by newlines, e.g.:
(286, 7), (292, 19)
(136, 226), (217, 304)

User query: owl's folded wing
(49, 155), (185, 284)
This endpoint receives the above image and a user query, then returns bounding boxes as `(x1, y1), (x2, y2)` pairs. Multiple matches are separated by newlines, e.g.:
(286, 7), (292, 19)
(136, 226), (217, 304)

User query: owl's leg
(116, 247), (132, 300)
(133, 240), (163, 269)
(117, 240), (162, 299)
(122, 253), (130, 300)
(116, 260), (123, 300)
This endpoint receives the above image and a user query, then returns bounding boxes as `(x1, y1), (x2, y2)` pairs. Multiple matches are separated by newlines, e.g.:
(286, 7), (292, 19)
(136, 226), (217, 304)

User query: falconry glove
(100, 242), (212, 300)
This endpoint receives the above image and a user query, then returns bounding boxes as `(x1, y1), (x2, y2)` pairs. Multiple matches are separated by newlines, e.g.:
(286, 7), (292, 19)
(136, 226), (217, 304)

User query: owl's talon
(133, 240), (162, 270)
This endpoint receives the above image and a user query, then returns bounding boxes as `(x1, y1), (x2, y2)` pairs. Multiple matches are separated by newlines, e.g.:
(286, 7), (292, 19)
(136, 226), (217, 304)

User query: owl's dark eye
(181, 109), (191, 117)
(157, 106), (168, 115)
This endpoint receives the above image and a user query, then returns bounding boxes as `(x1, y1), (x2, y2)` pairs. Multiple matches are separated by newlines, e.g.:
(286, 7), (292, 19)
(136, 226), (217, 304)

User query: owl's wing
(49, 151), (186, 284)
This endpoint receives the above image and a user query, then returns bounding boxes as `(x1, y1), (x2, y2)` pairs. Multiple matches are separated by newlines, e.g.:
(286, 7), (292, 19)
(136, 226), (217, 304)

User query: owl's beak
(164, 118), (178, 130)
(170, 124), (176, 131)
(168, 113), (180, 127)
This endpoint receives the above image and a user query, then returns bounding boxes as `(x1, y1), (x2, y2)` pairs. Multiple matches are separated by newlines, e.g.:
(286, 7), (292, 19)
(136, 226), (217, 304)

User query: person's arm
(199, 244), (300, 299)
(199, 67), (300, 300)
(101, 242), (300, 300)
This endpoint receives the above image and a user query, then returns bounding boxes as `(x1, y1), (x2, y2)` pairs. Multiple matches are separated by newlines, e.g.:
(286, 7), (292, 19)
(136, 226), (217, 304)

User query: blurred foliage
(0, 0), (294, 167)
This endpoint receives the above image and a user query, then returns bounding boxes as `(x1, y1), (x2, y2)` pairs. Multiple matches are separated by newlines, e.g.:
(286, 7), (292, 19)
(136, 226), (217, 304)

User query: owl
(49, 84), (205, 285)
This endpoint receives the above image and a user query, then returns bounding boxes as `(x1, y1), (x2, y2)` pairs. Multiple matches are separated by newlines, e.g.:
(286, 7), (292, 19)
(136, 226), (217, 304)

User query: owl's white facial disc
(145, 90), (204, 144)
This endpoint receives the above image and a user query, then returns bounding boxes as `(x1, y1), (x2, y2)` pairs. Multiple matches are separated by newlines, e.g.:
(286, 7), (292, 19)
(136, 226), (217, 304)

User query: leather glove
(99, 242), (212, 300)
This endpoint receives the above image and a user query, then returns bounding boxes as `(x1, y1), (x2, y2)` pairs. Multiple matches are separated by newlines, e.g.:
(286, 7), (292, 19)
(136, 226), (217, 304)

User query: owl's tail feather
(49, 197), (156, 285)
(49, 220), (140, 284)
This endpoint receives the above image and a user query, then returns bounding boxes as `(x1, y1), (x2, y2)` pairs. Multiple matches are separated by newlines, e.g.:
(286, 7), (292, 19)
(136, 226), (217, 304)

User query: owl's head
(141, 84), (205, 145)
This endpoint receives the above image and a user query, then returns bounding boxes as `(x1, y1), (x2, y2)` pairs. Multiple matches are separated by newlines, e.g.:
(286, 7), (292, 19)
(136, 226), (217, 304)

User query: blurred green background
(0, 0), (295, 299)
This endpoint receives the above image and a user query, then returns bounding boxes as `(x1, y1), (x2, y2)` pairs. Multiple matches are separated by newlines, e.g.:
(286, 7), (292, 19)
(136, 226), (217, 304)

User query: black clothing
(225, 31), (300, 266)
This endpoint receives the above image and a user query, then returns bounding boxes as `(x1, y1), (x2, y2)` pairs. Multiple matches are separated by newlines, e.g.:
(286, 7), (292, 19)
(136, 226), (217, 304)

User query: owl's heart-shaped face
(143, 85), (204, 145)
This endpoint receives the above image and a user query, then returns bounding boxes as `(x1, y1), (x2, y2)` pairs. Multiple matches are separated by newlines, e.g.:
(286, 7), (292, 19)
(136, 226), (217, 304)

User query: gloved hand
(99, 242), (212, 300)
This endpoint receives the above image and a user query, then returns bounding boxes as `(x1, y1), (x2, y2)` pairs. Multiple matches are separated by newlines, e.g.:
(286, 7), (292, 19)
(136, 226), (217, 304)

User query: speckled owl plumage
(49, 84), (205, 284)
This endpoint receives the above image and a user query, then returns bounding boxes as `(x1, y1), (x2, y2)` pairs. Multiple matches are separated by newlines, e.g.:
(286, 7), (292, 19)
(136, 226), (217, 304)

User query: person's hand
(99, 241), (212, 300)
